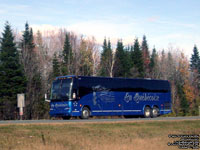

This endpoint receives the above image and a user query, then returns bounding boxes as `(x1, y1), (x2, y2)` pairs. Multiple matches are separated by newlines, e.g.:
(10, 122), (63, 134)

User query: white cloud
(149, 33), (200, 57)
(155, 20), (197, 29)
(147, 16), (160, 23)
(67, 20), (140, 44)
(31, 24), (60, 32)
(0, 4), (30, 12)
(30, 22), (200, 58)
(0, 9), (6, 14)
(30, 21), (140, 46)
(30, 24), (65, 37)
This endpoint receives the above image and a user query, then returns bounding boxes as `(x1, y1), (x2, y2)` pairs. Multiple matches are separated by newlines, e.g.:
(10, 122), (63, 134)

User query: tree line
(0, 22), (199, 120)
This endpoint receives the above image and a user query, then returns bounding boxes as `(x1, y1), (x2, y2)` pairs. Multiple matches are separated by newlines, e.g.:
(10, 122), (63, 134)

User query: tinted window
(50, 79), (72, 100)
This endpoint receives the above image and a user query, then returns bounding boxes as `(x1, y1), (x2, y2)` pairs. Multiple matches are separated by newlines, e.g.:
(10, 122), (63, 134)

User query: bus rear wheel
(152, 107), (159, 118)
(144, 107), (151, 118)
(81, 107), (90, 119)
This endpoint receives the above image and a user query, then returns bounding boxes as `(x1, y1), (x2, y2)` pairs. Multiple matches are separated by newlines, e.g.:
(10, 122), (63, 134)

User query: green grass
(0, 120), (199, 150)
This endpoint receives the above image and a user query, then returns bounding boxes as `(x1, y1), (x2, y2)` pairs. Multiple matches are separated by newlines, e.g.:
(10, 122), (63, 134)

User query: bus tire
(81, 107), (90, 119)
(144, 107), (151, 118)
(152, 106), (159, 118)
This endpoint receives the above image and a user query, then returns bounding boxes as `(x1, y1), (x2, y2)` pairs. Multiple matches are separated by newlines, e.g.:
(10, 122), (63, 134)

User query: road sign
(17, 94), (25, 120)
(199, 106), (200, 116)
(17, 94), (25, 108)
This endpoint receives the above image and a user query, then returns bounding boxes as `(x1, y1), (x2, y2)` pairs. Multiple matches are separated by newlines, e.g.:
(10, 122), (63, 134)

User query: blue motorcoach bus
(48, 75), (171, 119)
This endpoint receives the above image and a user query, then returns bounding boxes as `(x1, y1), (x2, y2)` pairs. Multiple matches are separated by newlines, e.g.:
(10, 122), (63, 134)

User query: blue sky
(0, 0), (200, 56)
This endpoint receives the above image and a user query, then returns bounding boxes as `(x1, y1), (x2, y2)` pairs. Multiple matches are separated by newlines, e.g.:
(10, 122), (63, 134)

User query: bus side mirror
(45, 93), (50, 102)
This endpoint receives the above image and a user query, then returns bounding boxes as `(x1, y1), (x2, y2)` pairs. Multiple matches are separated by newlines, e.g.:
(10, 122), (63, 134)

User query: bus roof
(56, 75), (169, 82)
(56, 75), (170, 92)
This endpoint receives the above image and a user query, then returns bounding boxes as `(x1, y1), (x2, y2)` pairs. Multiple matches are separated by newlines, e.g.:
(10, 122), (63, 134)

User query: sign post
(199, 106), (200, 116)
(17, 94), (25, 120)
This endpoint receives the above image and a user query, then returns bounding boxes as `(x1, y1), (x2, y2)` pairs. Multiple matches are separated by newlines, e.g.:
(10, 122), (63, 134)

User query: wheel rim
(153, 108), (158, 116)
(83, 109), (89, 118)
(145, 108), (151, 117)
(153, 107), (159, 117)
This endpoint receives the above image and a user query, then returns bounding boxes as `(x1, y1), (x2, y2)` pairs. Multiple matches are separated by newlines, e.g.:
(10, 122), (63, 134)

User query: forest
(0, 22), (199, 120)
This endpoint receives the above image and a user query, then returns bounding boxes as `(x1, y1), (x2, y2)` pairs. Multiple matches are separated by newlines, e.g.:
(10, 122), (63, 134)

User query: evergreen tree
(131, 38), (144, 78)
(113, 40), (125, 77)
(167, 52), (175, 80)
(29, 28), (35, 49)
(149, 47), (157, 71)
(62, 33), (73, 75)
(177, 83), (189, 116)
(99, 38), (113, 77)
(107, 39), (111, 50)
(103, 38), (107, 53)
(99, 38), (108, 76)
(141, 35), (150, 77)
(0, 22), (26, 119)
(190, 45), (199, 71)
(21, 22), (45, 119)
(149, 47), (158, 78)
(107, 39), (114, 77)
(123, 46), (132, 77)
(22, 22), (30, 45)
(113, 40), (131, 77)
(21, 22), (35, 73)
(52, 52), (60, 78)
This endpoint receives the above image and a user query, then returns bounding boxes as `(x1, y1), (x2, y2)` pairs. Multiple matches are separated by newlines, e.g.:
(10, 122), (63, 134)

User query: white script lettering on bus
(124, 93), (159, 103)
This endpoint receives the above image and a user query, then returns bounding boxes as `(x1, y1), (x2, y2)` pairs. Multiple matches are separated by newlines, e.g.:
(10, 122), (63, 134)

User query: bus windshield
(50, 78), (73, 100)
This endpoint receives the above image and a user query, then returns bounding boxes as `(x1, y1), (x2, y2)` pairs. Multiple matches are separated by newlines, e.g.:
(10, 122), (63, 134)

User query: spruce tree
(102, 38), (107, 53)
(190, 45), (199, 71)
(0, 22), (26, 119)
(29, 28), (35, 49)
(177, 83), (189, 116)
(22, 22), (30, 44)
(107, 39), (111, 51)
(62, 33), (73, 75)
(131, 38), (144, 78)
(149, 47), (157, 71)
(99, 38), (113, 77)
(113, 40), (125, 77)
(21, 22), (45, 119)
(141, 35), (150, 77)
(107, 39), (113, 77)
(123, 46), (132, 77)
(113, 40), (131, 77)
(52, 52), (60, 78)
(149, 47), (158, 78)
(99, 38), (108, 76)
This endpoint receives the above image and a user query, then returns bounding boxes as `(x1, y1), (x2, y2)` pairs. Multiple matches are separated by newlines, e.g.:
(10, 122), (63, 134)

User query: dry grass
(0, 120), (199, 150)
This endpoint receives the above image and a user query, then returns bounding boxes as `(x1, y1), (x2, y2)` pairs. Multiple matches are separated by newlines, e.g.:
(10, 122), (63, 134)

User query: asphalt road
(0, 116), (199, 125)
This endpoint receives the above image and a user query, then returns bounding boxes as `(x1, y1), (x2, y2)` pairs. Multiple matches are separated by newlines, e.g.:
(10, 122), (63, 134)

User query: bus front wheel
(144, 107), (151, 118)
(81, 107), (90, 119)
